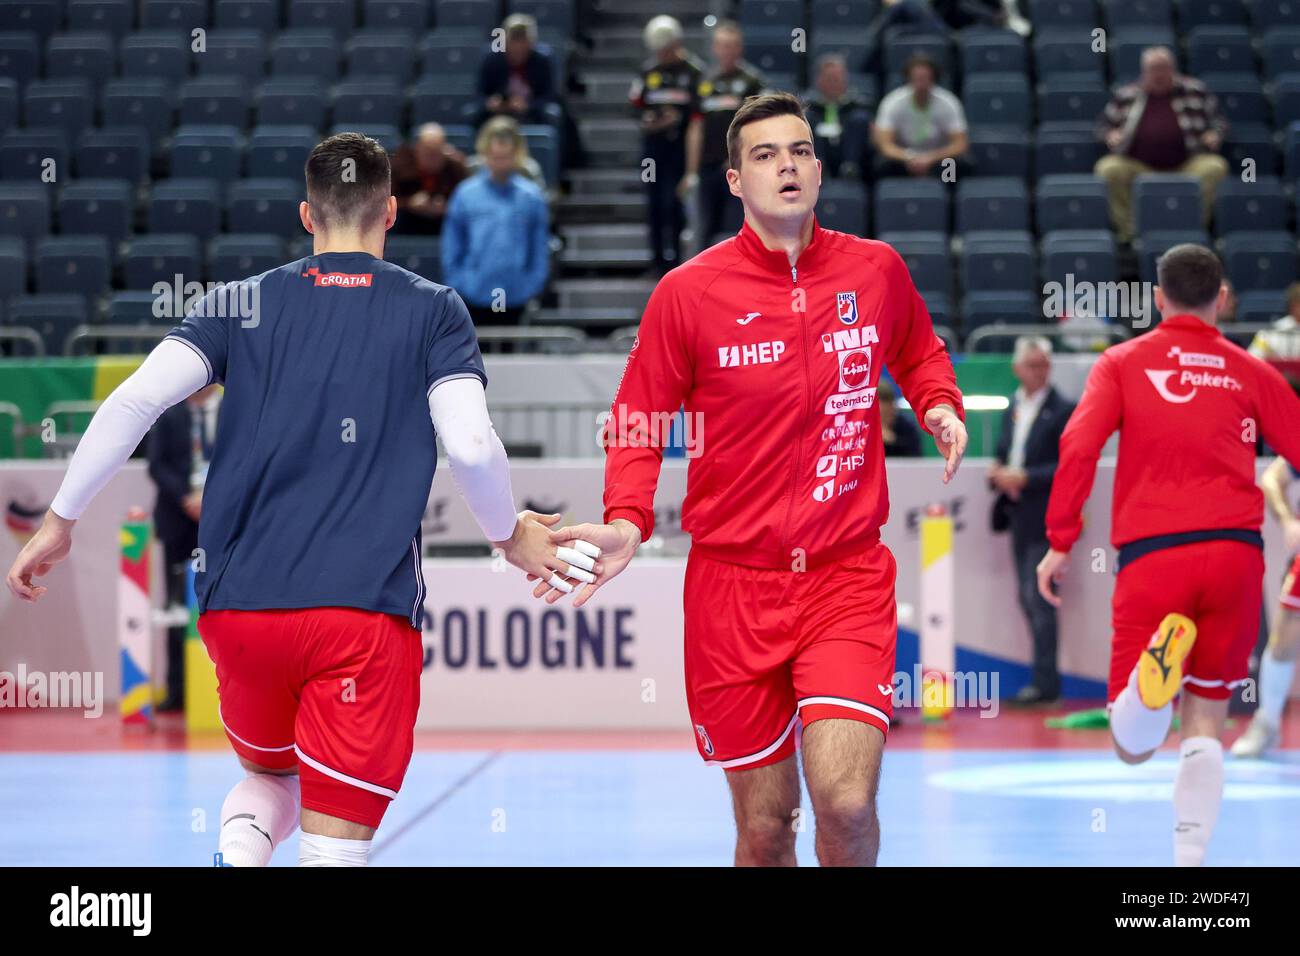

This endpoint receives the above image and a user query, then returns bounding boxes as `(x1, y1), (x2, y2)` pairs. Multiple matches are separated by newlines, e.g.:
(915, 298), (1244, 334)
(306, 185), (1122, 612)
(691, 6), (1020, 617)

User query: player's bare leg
(801, 719), (885, 866)
(1173, 692), (1229, 866)
(217, 755), (301, 867)
(1233, 599), (1300, 758)
(726, 755), (799, 866)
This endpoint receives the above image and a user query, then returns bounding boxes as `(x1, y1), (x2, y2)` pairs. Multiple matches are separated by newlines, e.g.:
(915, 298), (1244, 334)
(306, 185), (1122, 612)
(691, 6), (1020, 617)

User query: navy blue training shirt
(166, 251), (487, 628)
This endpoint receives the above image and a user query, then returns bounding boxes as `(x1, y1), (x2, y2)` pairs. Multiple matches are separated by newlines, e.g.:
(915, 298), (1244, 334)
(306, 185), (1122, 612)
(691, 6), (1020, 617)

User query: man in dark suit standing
(989, 337), (1074, 705)
(147, 383), (219, 713)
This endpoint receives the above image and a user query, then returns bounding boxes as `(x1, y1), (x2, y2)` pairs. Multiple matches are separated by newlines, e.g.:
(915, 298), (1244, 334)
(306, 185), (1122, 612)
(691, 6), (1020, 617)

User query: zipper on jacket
(778, 261), (809, 564)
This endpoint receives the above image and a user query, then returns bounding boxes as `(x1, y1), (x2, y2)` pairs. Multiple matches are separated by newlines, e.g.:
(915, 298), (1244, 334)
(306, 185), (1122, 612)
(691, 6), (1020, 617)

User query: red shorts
(683, 543), (897, 772)
(1281, 554), (1300, 612)
(1110, 540), (1264, 703)
(199, 606), (424, 829)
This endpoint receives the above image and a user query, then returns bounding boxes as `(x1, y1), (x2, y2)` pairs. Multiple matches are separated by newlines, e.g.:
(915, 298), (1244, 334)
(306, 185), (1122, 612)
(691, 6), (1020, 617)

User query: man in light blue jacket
(441, 117), (551, 325)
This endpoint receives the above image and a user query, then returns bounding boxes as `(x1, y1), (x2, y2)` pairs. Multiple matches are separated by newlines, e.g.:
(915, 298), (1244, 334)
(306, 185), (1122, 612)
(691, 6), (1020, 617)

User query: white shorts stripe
(219, 707), (295, 753)
(294, 745), (398, 800)
(1181, 675), (1249, 689)
(703, 712), (799, 769)
(797, 695), (892, 728)
(1280, 594), (1300, 610)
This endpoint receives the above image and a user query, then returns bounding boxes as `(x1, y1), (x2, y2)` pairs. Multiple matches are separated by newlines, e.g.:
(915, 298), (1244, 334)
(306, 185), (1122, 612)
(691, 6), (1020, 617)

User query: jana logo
(1144, 369), (1197, 404)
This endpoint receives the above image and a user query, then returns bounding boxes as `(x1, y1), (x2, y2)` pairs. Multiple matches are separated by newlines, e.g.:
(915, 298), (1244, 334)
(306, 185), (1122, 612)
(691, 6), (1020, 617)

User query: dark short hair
(904, 53), (940, 83)
(304, 132), (391, 230)
(1156, 243), (1223, 311)
(726, 91), (811, 169)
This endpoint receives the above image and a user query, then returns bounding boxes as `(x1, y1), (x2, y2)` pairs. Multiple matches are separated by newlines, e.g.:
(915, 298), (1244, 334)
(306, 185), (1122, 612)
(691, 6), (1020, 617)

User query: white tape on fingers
(572, 539), (602, 559)
(564, 565), (596, 584)
(555, 546), (596, 571)
(547, 572), (574, 594)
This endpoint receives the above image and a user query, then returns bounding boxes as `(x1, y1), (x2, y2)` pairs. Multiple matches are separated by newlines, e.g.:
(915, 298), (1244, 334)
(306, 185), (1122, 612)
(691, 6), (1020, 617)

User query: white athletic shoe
(1230, 714), (1279, 759)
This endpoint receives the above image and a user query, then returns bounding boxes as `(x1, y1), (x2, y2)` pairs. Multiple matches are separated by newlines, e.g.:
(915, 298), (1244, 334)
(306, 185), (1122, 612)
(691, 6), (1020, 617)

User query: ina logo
(695, 724), (714, 756)
(836, 291), (858, 325)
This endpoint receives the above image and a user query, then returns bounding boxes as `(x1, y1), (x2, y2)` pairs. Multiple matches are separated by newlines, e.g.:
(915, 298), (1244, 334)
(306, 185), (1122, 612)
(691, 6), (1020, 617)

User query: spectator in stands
(631, 15), (703, 273)
(878, 379), (922, 456)
(146, 383), (220, 713)
(804, 54), (874, 180)
(1094, 47), (1229, 245)
(681, 19), (764, 247)
(872, 54), (969, 180)
(989, 336), (1074, 706)
(479, 14), (559, 129)
(1249, 282), (1300, 361)
(441, 117), (551, 326)
(391, 123), (469, 236)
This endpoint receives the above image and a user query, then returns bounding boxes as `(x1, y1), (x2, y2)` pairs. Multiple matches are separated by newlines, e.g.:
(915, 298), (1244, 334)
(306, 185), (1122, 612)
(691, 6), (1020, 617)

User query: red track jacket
(1046, 313), (1300, 553)
(603, 218), (964, 569)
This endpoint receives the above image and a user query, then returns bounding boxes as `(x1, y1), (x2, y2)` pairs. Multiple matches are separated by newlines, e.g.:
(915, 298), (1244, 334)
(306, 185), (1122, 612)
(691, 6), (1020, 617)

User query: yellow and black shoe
(1137, 613), (1197, 709)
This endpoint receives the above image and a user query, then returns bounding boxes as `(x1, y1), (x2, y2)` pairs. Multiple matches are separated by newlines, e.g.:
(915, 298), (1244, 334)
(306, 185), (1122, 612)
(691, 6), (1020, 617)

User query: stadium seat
(1202, 73), (1269, 126)
(874, 179), (948, 235)
(1132, 175), (1202, 234)
(123, 234), (202, 290)
(1235, 289), (1287, 324)
(0, 1), (61, 42)
(968, 128), (1031, 179)
(956, 177), (1029, 234)
(47, 32), (117, 83)
(345, 32), (417, 84)
(1036, 175), (1109, 233)
(255, 79), (328, 129)
(271, 30), (340, 81)
(1273, 75), (1300, 128)
(1037, 73), (1108, 124)
(142, 0), (208, 30)
(200, 30), (267, 78)
(1223, 233), (1298, 292)
(246, 125), (318, 178)
(514, 0), (576, 37)
(34, 235), (112, 298)
(332, 79), (406, 128)
(1177, 0), (1248, 25)
(1027, 0), (1099, 27)
(180, 77), (251, 128)
(149, 179), (224, 240)
(963, 290), (1042, 332)
(104, 289), (163, 324)
(119, 31), (191, 82)
(810, 34), (871, 74)
(384, 235), (443, 283)
(1040, 229), (1118, 288)
(0, 128), (68, 181)
(960, 29), (1026, 76)
(409, 77), (479, 126)
(7, 294), (90, 355)
(964, 74), (1031, 129)
(0, 32), (41, 87)
(1213, 178), (1289, 239)
(961, 231), (1037, 294)
(23, 80), (96, 138)
(288, 0), (357, 34)
(0, 235), (27, 299)
(1032, 29), (1106, 81)
(170, 126), (245, 182)
(816, 180), (868, 237)
(1109, 29), (1178, 84)
(102, 79), (177, 145)
(1287, 122), (1300, 181)
(214, 0), (280, 32)
(0, 79), (13, 134)
(1250, 0), (1299, 28)
(522, 125), (559, 187)
(0, 183), (52, 242)
(226, 178), (302, 239)
(419, 33), (484, 77)
(363, 0), (430, 31)
(1224, 122), (1278, 176)
(208, 234), (286, 283)
(882, 231), (951, 298)
(811, 0), (881, 27)
(434, 0), (501, 35)
(883, 33), (953, 87)
(67, 0), (135, 38)
(738, 0), (804, 28)
(742, 27), (804, 76)
(1102, 0), (1173, 30)
(75, 127), (151, 183)
(57, 179), (134, 243)
(1136, 229), (1210, 282)
(1186, 26), (1255, 77)
(1262, 29), (1300, 81)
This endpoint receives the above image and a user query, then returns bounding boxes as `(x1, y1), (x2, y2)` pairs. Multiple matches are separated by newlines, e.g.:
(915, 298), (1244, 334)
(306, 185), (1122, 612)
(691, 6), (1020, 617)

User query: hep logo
(302, 266), (372, 287)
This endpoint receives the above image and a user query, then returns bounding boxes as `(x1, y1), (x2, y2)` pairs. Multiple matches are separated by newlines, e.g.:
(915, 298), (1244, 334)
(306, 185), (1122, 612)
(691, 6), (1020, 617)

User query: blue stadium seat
(57, 179), (134, 242)
(255, 79), (328, 129)
(0, 1), (61, 42)
(0, 32), (41, 86)
(345, 32), (417, 83)
(1202, 73), (1269, 126)
(34, 235), (111, 298)
(1101, 0), (1172, 30)
(67, 0), (135, 38)
(882, 231), (950, 297)
(1273, 75), (1300, 128)
(1288, 122), (1300, 181)
(104, 290), (162, 323)
(1137, 229), (1210, 282)
(1186, 26), (1255, 76)
(288, 0), (357, 34)
(180, 76), (251, 128)
(810, 34), (871, 74)
(1235, 289), (1287, 324)
(1133, 175), (1202, 234)
(1261, 28), (1300, 81)
(200, 30), (267, 77)
(207, 234), (286, 282)
(514, 0), (576, 36)
(123, 234), (203, 289)
(384, 235), (442, 283)
(170, 126), (245, 182)
(226, 178), (302, 239)
(962, 232), (1037, 294)
(1224, 122), (1278, 176)
(1223, 232), (1298, 292)
(0, 235), (26, 299)
(418, 33), (484, 77)
(964, 74), (1031, 129)
(956, 177), (1029, 233)
(1036, 174), (1109, 232)
(960, 29), (1026, 76)
(874, 179), (948, 234)
(743, 27), (804, 76)
(883, 33), (953, 87)
(812, 0), (881, 27)
(1177, 0), (1248, 25)
(120, 31), (190, 82)
(102, 79), (176, 143)
(246, 125), (317, 178)
(1026, 0), (1099, 27)
(0, 129), (67, 181)
(75, 127), (151, 182)
(1109, 29), (1177, 84)
(149, 179), (224, 240)
(922, 291), (951, 328)
(364, 0), (430, 31)
(142, 0), (208, 30)
(1037, 73), (1108, 123)
(1251, 0), (1299, 27)
(963, 290), (1042, 332)
(522, 125), (559, 187)
(969, 128), (1031, 179)
(1039, 229), (1118, 288)
(271, 30), (339, 81)
(23, 80), (96, 138)
(434, 0), (500, 35)
(1035, 121), (1103, 176)
(1031, 29), (1106, 81)
(738, 0), (803, 28)
(0, 79), (17, 133)
(214, 0), (279, 31)
(7, 295), (90, 355)
(332, 79), (405, 128)
(47, 32), (117, 83)
(409, 77), (479, 126)
(816, 179), (868, 236)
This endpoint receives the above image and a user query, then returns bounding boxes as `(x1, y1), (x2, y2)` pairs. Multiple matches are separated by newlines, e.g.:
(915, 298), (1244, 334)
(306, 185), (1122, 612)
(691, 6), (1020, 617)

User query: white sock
(1256, 649), (1296, 727)
(1173, 736), (1224, 867)
(218, 772), (301, 867)
(1109, 667), (1173, 756)
(299, 831), (372, 867)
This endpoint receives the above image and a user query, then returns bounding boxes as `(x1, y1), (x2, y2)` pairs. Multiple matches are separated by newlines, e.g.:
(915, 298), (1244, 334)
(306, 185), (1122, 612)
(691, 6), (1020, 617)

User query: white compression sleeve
(429, 376), (518, 543)
(50, 338), (212, 520)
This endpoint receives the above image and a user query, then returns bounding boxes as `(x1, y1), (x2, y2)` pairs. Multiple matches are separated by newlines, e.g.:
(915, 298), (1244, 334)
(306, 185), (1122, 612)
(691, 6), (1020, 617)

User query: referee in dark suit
(146, 384), (219, 712)
(989, 337), (1074, 705)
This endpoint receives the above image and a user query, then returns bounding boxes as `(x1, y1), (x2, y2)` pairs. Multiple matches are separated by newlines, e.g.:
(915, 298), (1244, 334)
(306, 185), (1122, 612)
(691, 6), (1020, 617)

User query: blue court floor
(2, 749), (1299, 866)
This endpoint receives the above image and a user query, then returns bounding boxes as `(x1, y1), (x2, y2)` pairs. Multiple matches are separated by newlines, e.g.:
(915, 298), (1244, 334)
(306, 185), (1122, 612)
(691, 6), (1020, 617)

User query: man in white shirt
(872, 54), (970, 179)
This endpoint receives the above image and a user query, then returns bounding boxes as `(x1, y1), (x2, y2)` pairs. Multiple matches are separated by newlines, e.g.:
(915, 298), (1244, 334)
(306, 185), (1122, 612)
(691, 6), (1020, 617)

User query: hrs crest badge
(836, 291), (858, 325)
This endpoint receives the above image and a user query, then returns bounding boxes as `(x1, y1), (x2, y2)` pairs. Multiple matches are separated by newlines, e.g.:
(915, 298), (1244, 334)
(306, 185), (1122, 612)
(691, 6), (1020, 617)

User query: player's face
(727, 114), (821, 226)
